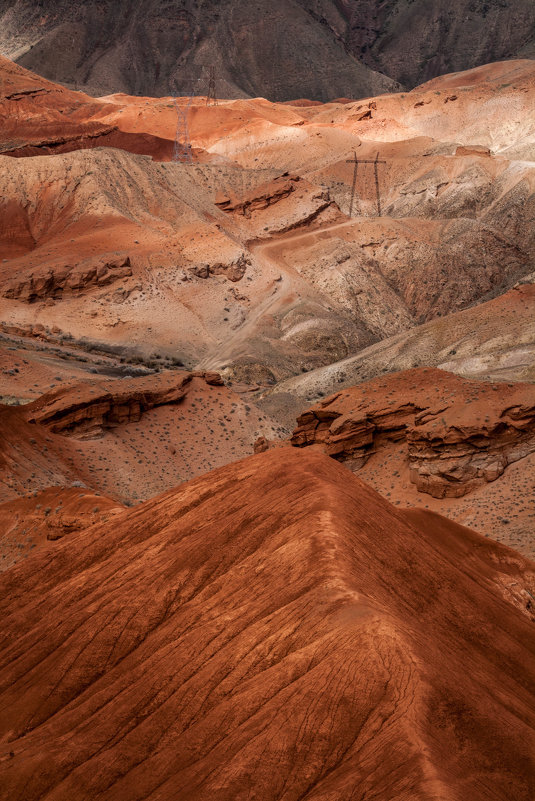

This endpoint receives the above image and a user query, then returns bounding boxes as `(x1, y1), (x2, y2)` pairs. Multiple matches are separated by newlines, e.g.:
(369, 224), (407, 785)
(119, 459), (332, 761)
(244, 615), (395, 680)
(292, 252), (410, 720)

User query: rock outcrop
(215, 175), (300, 216)
(0, 370), (282, 505)
(216, 174), (338, 234)
(455, 144), (492, 157)
(291, 368), (535, 498)
(3, 257), (133, 302)
(191, 370), (225, 386)
(0, 448), (534, 801)
(188, 254), (250, 282)
(26, 371), (194, 437)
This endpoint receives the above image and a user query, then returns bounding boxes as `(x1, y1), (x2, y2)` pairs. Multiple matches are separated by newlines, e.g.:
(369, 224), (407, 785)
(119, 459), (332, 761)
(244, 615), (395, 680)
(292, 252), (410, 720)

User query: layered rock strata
(216, 174), (339, 233)
(25, 371), (201, 438)
(3, 257), (133, 302)
(291, 368), (535, 497)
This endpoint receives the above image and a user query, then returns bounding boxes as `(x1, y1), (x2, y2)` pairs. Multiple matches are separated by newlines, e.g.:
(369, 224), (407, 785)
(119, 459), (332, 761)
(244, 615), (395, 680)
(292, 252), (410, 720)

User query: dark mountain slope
(296, 0), (535, 89)
(1, 0), (533, 99)
(0, 0), (399, 100)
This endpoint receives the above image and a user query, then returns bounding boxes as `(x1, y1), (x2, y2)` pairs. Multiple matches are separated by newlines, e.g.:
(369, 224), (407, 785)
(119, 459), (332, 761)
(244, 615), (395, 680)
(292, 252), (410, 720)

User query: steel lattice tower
(171, 66), (217, 163)
(345, 151), (386, 217)
(172, 95), (195, 163)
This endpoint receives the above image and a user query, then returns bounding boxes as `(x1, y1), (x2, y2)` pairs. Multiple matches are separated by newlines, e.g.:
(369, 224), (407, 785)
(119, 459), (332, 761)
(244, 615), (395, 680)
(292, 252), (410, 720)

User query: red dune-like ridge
(0, 19), (534, 801)
(0, 448), (533, 800)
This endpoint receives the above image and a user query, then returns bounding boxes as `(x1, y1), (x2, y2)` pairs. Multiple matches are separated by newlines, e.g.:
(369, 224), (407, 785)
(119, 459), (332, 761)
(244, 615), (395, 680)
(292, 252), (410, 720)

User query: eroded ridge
(0, 448), (534, 800)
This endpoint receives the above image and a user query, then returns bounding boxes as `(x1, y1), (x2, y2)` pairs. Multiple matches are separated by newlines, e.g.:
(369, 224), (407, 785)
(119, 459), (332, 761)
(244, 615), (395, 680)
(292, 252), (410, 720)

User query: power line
(345, 151), (386, 217)
(171, 65), (217, 163)
(172, 95), (195, 163)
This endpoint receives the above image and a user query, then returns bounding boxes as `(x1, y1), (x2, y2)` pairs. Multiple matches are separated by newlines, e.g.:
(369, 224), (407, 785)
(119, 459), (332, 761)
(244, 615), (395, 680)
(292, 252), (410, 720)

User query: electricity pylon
(346, 151), (386, 217)
(172, 95), (195, 163)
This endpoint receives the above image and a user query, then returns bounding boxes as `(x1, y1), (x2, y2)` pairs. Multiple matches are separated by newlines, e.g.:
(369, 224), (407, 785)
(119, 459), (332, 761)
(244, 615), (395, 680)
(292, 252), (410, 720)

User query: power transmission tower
(171, 66), (216, 161)
(345, 151), (387, 217)
(206, 65), (217, 106)
(373, 152), (383, 217)
(171, 69), (202, 163)
(172, 96), (194, 163)
(347, 150), (359, 218)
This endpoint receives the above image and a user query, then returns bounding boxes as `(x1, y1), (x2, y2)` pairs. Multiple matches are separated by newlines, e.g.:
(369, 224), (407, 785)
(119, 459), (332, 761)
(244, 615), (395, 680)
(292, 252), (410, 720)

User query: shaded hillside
(1, 0), (534, 99)
(296, 0), (535, 89)
(0, 448), (534, 800)
(0, 0), (399, 100)
(268, 283), (535, 407)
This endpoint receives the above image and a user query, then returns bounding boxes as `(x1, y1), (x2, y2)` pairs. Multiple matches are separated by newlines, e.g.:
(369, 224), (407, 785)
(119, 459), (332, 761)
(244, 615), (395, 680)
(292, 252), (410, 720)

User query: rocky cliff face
(304, 0), (535, 89)
(0, 0), (398, 100)
(25, 370), (200, 437)
(2, 257), (133, 302)
(291, 368), (535, 498)
(1, 0), (533, 100)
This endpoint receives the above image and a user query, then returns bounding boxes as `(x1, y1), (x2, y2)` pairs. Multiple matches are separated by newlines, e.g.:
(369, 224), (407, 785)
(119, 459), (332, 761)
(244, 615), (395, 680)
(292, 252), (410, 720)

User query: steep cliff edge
(25, 370), (195, 437)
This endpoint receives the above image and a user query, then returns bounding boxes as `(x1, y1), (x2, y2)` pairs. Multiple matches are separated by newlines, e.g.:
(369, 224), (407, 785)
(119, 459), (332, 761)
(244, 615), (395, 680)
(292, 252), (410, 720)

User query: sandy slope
(268, 283), (535, 408)
(0, 371), (285, 509)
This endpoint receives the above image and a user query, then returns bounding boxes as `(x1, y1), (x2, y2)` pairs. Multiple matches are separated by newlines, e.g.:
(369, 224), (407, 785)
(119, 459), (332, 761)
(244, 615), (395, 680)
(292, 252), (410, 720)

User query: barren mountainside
(0, 0), (534, 99)
(1, 56), (534, 394)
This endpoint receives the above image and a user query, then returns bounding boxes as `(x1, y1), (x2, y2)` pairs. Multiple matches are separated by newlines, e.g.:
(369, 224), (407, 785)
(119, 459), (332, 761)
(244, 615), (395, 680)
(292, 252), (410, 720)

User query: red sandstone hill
(0, 448), (534, 800)
(0, 55), (178, 161)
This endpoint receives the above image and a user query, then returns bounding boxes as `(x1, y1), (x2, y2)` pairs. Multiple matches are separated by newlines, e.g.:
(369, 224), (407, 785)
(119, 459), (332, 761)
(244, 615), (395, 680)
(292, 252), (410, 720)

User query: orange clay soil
(0, 55), (178, 161)
(0, 448), (534, 801)
(0, 487), (123, 571)
(0, 325), (166, 405)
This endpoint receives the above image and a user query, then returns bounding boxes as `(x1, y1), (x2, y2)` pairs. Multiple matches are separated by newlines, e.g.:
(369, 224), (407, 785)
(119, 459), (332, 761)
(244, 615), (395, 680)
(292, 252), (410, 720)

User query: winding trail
(197, 217), (363, 370)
